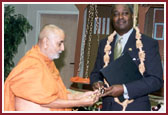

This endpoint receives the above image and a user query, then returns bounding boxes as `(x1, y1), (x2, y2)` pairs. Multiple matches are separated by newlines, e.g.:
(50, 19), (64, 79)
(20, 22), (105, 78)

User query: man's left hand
(101, 85), (124, 97)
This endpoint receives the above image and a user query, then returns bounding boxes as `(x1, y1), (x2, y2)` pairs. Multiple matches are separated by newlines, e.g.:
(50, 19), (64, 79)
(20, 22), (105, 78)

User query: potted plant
(4, 5), (33, 80)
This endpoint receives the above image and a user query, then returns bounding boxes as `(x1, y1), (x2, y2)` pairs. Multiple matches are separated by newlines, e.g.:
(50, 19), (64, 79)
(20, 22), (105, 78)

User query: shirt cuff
(123, 84), (129, 99)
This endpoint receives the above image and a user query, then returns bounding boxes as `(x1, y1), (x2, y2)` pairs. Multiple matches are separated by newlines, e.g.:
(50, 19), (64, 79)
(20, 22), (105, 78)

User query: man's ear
(43, 37), (49, 49)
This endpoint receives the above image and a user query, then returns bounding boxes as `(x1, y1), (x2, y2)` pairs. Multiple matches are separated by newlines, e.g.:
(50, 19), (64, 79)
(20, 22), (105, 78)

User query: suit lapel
(123, 29), (136, 54)
(110, 35), (117, 62)
(122, 29), (140, 66)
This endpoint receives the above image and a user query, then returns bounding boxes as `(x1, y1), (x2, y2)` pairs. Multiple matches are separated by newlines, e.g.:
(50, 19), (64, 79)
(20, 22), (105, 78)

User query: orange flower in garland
(138, 51), (145, 62)
(134, 26), (146, 75)
(103, 31), (116, 68)
(136, 39), (143, 49)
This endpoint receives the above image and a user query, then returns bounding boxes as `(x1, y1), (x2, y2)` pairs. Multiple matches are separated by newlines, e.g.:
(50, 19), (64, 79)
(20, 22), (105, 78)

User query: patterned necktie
(114, 37), (122, 60)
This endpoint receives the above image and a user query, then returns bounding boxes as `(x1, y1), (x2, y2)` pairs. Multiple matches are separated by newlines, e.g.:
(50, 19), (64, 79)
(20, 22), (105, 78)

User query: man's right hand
(92, 81), (104, 90)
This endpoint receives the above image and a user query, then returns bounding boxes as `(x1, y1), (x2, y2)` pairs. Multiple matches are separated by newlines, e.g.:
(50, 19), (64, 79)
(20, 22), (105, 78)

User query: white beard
(51, 51), (62, 60)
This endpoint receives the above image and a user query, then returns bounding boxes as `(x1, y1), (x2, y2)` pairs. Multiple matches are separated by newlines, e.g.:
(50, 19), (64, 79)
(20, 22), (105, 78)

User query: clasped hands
(75, 81), (124, 107)
(92, 81), (124, 97)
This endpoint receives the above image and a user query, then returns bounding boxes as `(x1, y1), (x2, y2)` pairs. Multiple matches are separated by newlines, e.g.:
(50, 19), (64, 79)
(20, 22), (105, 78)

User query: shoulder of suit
(141, 34), (157, 44)
(99, 37), (108, 46)
(141, 34), (158, 49)
(100, 37), (108, 43)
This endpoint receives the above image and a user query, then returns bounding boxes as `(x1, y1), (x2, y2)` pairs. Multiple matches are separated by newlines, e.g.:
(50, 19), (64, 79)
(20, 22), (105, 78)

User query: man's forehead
(54, 35), (64, 43)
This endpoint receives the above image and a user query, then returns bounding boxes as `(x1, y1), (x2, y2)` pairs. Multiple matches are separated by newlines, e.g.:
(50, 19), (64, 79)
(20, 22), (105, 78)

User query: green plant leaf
(4, 5), (33, 80)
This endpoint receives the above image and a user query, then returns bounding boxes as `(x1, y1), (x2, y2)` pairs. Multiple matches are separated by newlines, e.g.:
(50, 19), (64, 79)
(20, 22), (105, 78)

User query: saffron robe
(4, 45), (71, 111)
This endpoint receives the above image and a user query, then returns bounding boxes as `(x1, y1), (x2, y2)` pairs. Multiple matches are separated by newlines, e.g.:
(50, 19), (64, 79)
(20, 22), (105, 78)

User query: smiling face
(111, 4), (133, 35)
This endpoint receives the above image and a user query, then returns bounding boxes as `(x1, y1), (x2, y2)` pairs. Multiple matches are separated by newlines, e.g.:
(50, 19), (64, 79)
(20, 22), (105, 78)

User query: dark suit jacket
(90, 29), (163, 111)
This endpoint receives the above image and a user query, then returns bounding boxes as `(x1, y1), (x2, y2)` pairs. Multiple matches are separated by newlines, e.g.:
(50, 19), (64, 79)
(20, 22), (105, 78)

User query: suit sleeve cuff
(123, 84), (129, 99)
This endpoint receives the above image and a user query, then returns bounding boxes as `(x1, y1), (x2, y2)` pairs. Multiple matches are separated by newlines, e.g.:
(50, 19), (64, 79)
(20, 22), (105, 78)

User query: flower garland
(103, 26), (146, 111)
(134, 26), (146, 75)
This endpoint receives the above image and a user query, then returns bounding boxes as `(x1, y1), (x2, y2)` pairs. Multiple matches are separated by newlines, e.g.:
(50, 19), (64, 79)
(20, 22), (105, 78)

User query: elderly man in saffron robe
(4, 24), (99, 111)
